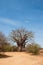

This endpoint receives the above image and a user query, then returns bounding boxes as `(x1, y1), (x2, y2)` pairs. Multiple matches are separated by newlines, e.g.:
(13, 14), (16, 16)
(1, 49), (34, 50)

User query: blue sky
(0, 0), (43, 47)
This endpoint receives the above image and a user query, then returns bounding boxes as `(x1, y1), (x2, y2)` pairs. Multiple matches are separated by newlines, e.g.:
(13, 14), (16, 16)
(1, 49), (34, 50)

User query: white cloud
(25, 20), (30, 23)
(24, 18), (32, 26)
(24, 17), (31, 23)
(0, 17), (20, 27)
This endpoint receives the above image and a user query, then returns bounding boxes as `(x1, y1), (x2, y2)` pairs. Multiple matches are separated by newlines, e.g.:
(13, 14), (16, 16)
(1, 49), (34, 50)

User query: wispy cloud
(25, 20), (30, 23)
(24, 17), (31, 23)
(0, 17), (21, 27)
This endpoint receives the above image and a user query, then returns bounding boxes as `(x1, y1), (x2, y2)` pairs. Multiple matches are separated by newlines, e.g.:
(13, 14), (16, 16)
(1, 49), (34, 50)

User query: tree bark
(18, 46), (22, 52)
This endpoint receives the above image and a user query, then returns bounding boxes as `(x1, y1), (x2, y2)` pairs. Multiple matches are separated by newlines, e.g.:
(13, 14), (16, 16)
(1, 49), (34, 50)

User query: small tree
(10, 28), (33, 51)
(0, 32), (7, 52)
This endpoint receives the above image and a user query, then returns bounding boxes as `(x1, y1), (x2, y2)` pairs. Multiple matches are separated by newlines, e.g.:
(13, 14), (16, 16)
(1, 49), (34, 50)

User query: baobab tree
(10, 28), (33, 51)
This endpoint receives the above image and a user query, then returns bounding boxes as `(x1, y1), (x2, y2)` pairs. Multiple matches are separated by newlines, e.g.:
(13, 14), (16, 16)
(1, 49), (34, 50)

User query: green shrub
(26, 43), (40, 55)
(3, 44), (11, 52)
(3, 44), (17, 52)
(11, 46), (18, 52)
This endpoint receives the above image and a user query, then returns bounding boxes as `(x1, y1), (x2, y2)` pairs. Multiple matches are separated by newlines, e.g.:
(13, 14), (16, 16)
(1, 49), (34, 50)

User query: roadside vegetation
(0, 28), (42, 58)
(26, 43), (40, 55)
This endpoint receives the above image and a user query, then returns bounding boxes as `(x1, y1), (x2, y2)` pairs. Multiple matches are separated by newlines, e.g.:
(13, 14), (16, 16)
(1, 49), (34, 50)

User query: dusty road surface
(0, 52), (43, 65)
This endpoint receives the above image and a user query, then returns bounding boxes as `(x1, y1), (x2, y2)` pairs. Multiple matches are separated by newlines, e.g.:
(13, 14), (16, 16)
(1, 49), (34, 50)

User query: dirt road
(0, 52), (43, 65)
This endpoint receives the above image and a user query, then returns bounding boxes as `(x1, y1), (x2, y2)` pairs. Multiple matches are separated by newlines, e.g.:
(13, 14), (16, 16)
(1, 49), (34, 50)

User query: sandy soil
(0, 52), (43, 65)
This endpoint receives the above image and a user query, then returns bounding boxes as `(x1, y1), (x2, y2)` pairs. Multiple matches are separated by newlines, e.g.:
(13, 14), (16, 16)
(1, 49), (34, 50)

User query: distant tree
(0, 32), (7, 52)
(10, 28), (33, 51)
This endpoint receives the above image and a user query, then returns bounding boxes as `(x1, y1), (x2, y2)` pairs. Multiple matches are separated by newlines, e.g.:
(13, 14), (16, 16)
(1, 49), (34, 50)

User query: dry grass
(0, 52), (43, 65)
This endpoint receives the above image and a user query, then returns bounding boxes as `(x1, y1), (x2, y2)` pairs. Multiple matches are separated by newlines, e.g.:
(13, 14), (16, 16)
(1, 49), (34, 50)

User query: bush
(3, 44), (18, 52)
(3, 44), (11, 52)
(11, 46), (18, 52)
(26, 43), (40, 55)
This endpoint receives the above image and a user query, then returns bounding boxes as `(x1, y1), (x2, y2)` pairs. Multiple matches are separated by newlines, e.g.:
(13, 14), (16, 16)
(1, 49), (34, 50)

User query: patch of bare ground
(0, 52), (43, 65)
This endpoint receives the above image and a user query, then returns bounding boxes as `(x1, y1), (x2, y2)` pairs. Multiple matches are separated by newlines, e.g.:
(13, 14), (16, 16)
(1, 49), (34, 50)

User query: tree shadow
(0, 54), (12, 58)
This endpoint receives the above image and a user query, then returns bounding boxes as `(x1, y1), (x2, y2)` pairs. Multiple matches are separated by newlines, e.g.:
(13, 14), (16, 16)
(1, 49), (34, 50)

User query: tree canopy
(10, 28), (33, 51)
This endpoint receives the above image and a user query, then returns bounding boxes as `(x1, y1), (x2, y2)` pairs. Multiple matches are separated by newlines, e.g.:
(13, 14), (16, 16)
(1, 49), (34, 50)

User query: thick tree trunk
(18, 46), (22, 52)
